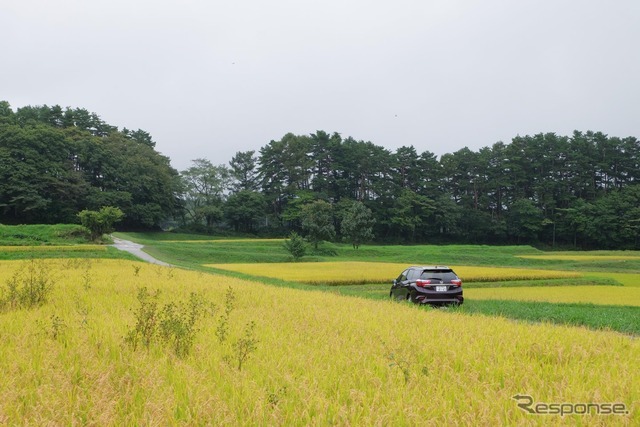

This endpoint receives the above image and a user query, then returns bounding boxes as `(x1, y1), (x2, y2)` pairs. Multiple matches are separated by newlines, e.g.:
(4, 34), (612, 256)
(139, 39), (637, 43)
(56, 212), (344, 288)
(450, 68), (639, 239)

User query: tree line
(182, 130), (640, 249)
(1, 101), (639, 248)
(0, 101), (178, 228)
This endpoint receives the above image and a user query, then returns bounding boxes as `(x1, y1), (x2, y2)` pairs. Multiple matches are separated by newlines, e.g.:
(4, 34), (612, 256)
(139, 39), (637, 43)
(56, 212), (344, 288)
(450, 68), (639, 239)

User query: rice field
(205, 261), (583, 285)
(466, 285), (640, 307)
(0, 258), (637, 425)
(588, 272), (640, 287)
(0, 245), (107, 252)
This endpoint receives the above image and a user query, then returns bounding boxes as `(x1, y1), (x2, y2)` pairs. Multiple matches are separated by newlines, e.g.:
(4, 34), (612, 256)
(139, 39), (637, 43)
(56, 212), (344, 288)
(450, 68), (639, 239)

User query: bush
(125, 287), (161, 350)
(158, 292), (209, 357)
(232, 321), (259, 371)
(0, 259), (55, 311)
(55, 226), (91, 241)
(78, 206), (124, 241)
(283, 232), (307, 261)
(125, 287), (213, 358)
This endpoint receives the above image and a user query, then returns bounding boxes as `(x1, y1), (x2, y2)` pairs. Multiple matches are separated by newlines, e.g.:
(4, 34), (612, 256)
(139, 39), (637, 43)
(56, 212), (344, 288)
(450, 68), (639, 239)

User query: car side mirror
(392, 279), (397, 286)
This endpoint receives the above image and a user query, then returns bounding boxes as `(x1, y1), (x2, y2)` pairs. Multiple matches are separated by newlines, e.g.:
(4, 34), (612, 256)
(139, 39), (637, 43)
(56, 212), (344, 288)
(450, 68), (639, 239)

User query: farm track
(111, 237), (173, 267)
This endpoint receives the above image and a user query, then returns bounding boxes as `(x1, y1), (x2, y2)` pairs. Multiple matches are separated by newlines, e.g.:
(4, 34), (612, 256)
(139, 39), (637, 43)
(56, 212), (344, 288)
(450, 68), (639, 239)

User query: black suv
(390, 266), (463, 305)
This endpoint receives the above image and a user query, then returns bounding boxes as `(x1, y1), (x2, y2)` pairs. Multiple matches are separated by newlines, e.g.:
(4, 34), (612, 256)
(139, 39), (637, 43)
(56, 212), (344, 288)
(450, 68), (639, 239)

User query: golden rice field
(0, 259), (637, 425)
(0, 245), (107, 252)
(466, 286), (640, 307)
(206, 261), (582, 285)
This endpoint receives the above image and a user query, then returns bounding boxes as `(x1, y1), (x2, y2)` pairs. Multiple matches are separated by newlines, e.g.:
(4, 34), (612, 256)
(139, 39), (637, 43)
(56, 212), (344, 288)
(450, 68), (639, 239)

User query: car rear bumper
(413, 288), (463, 305)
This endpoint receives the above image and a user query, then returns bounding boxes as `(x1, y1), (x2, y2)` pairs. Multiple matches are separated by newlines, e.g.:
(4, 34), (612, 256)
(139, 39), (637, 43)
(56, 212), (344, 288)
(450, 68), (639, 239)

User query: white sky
(2, 0), (639, 171)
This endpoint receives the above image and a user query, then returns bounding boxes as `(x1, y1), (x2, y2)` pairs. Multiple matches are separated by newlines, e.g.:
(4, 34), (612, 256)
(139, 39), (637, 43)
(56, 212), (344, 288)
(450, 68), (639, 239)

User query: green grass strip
(0, 247), (139, 261)
(451, 299), (640, 336)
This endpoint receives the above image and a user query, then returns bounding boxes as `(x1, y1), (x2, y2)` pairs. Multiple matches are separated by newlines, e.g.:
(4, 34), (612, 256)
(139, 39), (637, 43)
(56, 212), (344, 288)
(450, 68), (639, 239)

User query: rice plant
(0, 258), (637, 425)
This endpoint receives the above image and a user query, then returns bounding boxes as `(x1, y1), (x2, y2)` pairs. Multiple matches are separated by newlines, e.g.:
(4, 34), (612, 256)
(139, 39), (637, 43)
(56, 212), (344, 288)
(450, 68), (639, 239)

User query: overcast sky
(2, 0), (639, 171)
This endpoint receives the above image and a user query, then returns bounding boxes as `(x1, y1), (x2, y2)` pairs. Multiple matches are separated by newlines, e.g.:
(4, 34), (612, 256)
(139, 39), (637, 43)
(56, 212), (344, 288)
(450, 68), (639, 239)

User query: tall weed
(215, 286), (236, 343)
(158, 292), (211, 357)
(232, 320), (259, 371)
(125, 287), (161, 351)
(125, 287), (214, 357)
(0, 259), (56, 311)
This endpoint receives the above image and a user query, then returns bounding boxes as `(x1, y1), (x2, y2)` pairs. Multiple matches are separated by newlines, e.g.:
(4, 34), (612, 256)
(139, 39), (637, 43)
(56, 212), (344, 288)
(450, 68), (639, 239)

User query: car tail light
(416, 279), (431, 287)
(451, 279), (462, 287)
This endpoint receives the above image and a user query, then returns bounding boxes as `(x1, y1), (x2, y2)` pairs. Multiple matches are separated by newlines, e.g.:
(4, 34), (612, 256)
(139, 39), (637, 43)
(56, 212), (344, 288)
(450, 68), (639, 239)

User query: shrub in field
(81, 263), (92, 290)
(383, 341), (429, 385)
(310, 242), (338, 257)
(215, 287), (259, 371)
(35, 314), (67, 341)
(54, 226), (91, 242)
(49, 314), (66, 341)
(0, 259), (55, 311)
(386, 349), (411, 385)
(216, 286), (236, 343)
(158, 292), (211, 357)
(232, 320), (258, 371)
(77, 206), (124, 241)
(125, 287), (161, 351)
(283, 232), (307, 261)
(125, 287), (214, 357)
(126, 285), (256, 363)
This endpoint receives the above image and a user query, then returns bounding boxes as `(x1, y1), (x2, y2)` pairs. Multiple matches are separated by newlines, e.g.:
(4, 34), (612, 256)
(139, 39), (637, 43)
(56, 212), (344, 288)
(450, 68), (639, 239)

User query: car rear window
(419, 270), (457, 281)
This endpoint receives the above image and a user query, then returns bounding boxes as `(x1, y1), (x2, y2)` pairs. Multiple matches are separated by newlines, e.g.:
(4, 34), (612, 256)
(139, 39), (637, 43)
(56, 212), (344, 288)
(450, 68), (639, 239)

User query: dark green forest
(0, 101), (178, 228)
(1, 101), (639, 249)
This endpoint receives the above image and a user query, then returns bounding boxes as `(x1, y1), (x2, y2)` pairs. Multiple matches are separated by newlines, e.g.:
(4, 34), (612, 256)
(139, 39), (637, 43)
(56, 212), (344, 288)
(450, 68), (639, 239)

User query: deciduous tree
(340, 201), (374, 249)
(301, 200), (335, 249)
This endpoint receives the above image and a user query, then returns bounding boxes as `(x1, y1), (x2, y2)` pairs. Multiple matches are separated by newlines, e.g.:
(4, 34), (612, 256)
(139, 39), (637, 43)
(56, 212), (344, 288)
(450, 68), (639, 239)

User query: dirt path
(110, 237), (173, 267)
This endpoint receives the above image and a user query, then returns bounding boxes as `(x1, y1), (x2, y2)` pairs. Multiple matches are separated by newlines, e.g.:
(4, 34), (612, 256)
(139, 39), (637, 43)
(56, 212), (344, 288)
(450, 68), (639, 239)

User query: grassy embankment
(0, 224), (137, 261)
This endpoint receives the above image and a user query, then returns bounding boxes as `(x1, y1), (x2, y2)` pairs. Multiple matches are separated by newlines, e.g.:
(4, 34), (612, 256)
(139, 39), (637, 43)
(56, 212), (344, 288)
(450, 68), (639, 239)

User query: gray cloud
(2, 0), (639, 170)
